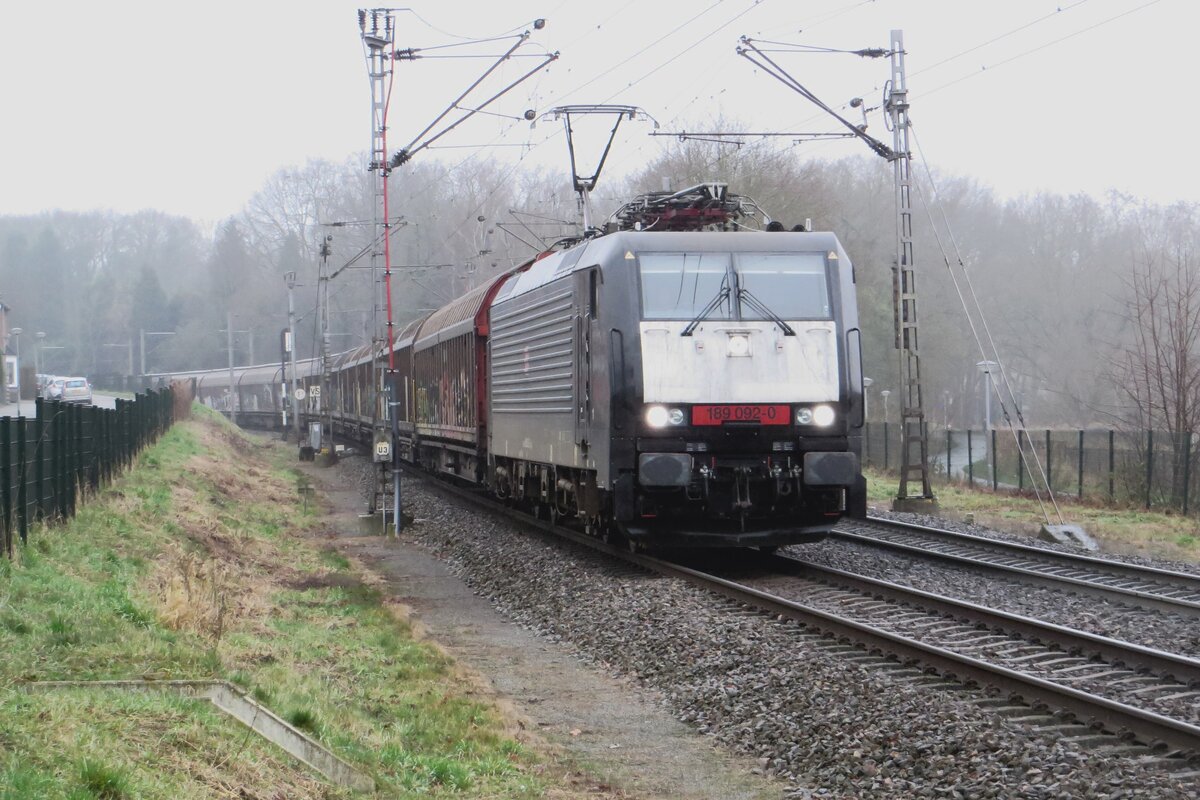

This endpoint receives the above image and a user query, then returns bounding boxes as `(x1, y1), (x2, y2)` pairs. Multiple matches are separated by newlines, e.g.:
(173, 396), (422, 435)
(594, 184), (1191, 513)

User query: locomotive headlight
(645, 405), (670, 428)
(795, 407), (814, 425)
(726, 333), (751, 357)
(646, 405), (686, 428)
(812, 404), (836, 427)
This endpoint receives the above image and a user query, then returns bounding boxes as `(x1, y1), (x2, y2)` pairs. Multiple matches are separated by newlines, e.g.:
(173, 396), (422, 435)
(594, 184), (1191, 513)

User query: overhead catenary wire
(907, 121), (1064, 526)
(921, 0), (1164, 99)
(777, 0), (1106, 145)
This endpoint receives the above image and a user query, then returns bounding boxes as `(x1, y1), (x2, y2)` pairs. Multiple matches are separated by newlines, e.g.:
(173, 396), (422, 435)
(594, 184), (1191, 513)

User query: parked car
(42, 377), (65, 400)
(61, 377), (92, 405)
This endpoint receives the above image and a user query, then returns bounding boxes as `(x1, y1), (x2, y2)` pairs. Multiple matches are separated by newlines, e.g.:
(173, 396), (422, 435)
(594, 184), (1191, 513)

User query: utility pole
(226, 310), (237, 426)
(140, 329), (175, 376)
(886, 29), (937, 512)
(284, 271), (301, 442)
(318, 236), (336, 463)
(361, 8), (400, 529)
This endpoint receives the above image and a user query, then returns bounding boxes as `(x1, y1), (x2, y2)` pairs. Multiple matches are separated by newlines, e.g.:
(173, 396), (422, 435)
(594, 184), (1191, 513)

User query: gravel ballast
(376, 467), (1196, 799)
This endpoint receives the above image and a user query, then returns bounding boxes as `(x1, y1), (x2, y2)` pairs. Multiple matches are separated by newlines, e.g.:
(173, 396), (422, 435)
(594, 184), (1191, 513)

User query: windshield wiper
(737, 288), (796, 336)
(681, 285), (731, 336)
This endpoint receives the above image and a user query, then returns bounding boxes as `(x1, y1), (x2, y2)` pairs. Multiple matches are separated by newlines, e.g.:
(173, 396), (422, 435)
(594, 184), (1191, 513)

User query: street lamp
(863, 376), (873, 420)
(976, 360), (999, 429)
(10, 327), (21, 416)
(34, 331), (45, 377)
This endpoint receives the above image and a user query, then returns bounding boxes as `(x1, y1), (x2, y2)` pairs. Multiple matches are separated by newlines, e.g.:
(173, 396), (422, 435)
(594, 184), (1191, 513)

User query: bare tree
(1113, 203), (1200, 503)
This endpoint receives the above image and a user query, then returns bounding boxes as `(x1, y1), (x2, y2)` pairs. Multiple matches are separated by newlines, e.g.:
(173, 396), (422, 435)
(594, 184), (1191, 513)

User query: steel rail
(831, 520), (1200, 618)
(769, 555), (1200, 687)
(862, 515), (1200, 590)
(402, 468), (1200, 756)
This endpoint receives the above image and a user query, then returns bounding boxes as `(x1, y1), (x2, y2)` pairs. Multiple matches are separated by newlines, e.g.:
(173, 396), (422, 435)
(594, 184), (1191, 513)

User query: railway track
(832, 516), (1200, 617)
(402, 468), (1200, 760)
(739, 554), (1200, 726)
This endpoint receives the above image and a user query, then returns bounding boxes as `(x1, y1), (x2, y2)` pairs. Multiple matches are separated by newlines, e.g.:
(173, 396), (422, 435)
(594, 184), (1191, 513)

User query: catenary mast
(886, 30), (936, 511)
(360, 8), (401, 527)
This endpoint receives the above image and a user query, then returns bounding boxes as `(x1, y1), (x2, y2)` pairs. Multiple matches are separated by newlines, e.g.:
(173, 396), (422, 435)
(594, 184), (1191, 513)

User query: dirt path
(297, 454), (783, 800)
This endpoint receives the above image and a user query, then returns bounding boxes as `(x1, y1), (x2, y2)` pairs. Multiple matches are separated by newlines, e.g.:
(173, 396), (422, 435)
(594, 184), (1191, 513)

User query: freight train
(169, 184), (868, 550)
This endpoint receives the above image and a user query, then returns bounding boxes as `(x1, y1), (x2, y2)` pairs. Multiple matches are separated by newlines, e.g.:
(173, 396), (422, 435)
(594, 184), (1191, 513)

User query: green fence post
(17, 416), (28, 544)
(1044, 429), (1052, 494)
(991, 429), (998, 491)
(34, 398), (45, 521)
(1017, 430), (1025, 492)
(65, 404), (76, 518)
(946, 428), (952, 482)
(1183, 432), (1192, 516)
(88, 405), (98, 490)
(1145, 429), (1154, 510)
(1109, 429), (1115, 502)
(1, 417), (11, 557)
(56, 403), (66, 519)
(883, 421), (889, 471)
(1077, 430), (1084, 499)
(967, 429), (974, 486)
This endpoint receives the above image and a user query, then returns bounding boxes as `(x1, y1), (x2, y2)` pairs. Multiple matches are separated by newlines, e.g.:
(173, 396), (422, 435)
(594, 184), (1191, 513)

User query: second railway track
(833, 516), (1200, 617)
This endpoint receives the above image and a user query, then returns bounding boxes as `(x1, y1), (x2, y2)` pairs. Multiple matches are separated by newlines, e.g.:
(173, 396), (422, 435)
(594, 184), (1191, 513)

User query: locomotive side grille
(491, 287), (576, 414)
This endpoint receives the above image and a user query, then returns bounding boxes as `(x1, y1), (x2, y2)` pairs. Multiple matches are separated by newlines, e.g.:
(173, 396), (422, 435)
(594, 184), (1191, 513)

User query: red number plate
(691, 404), (790, 426)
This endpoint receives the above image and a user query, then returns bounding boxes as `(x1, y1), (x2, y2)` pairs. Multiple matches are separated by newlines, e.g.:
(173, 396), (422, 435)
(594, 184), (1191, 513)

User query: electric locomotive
(172, 183), (867, 551)
(484, 183), (867, 548)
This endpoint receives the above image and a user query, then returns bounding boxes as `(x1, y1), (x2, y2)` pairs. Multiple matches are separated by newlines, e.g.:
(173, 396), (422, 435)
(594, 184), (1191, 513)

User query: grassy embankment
(0, 407), (550, 799)
(866, 467), (1200, 563)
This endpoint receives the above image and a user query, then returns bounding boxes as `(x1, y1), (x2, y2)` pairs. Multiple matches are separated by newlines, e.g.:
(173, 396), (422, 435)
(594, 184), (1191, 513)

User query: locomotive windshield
(736, 253), (831, 319)
(639, 252), (732, 320)
(638, 251), (831, 321)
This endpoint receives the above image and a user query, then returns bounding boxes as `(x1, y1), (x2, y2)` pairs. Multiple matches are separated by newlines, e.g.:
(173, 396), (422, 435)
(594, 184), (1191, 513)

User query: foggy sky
(0, 0), (1192, 223)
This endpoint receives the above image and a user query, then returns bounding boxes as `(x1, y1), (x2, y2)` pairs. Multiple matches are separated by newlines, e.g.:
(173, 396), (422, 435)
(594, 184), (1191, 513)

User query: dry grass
(868, 469), (1200, 563)
(0, 408), (568, 798)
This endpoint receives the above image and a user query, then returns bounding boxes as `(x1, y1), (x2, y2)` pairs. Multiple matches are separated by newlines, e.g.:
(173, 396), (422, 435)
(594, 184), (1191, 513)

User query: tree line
(1, 137), (1196, 441)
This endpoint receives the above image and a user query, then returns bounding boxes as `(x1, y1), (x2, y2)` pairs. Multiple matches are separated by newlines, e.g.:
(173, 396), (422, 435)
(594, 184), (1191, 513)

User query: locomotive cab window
(638, 252), (732, 320)
(735, 253), (831, 320)
(637, 251), (830, 321)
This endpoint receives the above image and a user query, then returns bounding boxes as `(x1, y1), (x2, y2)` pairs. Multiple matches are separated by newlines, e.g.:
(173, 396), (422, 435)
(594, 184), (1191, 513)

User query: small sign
(294, 388), (306, 400)
(309, 386), (321, 399)
(373, 431), (392, 463)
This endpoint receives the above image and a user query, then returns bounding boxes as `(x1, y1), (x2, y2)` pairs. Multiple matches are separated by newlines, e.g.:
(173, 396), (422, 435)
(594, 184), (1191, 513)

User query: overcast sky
(0, 0), (1193, 225)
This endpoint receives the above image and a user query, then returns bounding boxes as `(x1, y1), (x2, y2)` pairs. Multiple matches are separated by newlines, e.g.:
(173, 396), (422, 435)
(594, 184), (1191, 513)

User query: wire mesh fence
(0, 388), (182, 559)
(863, 423), (1200, 514)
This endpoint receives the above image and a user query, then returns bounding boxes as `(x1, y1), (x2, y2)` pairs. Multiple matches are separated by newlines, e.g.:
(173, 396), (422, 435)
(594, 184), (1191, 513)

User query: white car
(60, 377), (92, 404)
(42, 378), (65, 400)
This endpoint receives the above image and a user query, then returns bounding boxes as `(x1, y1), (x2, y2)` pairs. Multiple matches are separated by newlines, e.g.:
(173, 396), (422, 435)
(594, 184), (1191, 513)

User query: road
(0, 392), (120, 418)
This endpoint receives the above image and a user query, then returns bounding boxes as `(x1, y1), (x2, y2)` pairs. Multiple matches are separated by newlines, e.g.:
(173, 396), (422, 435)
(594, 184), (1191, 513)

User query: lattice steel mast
(360, 8), (400, 526)
(886, 30), (936, 510)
